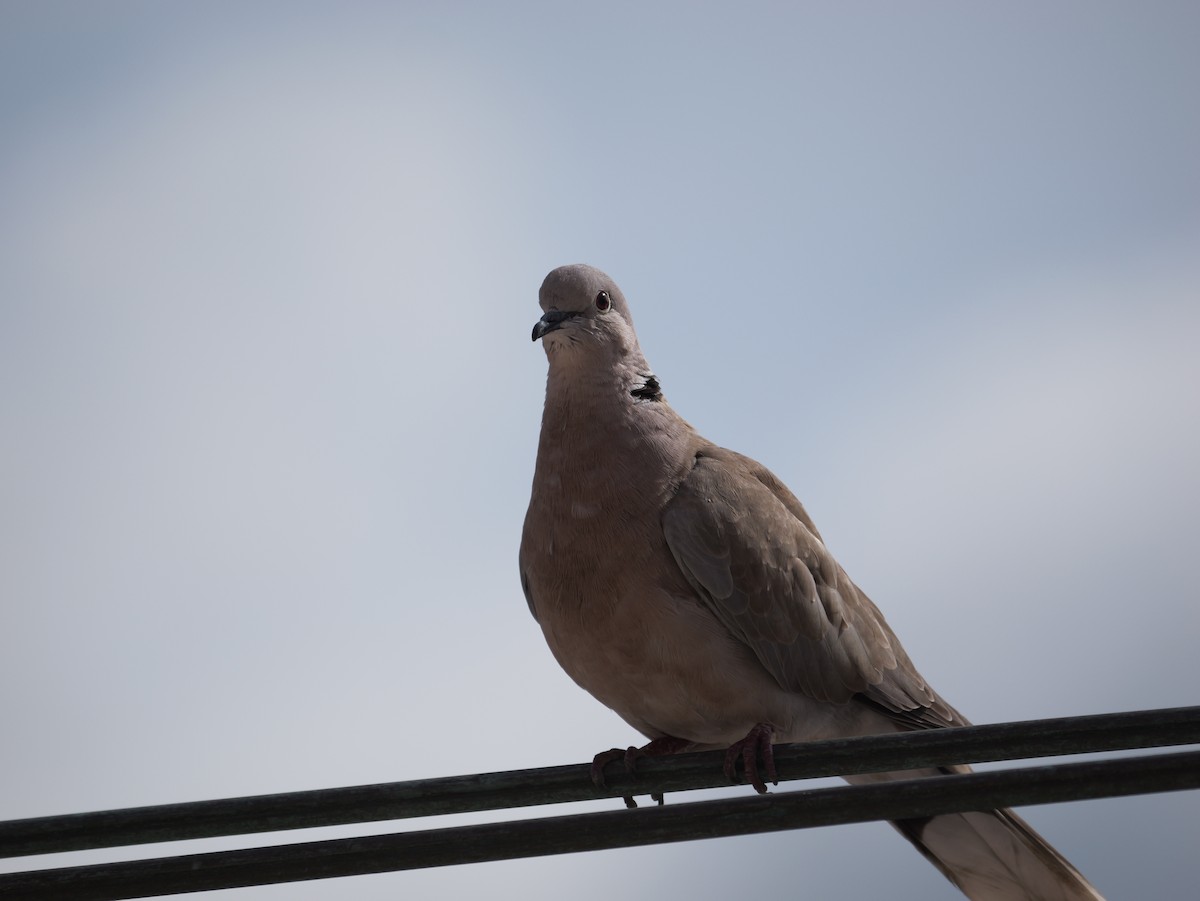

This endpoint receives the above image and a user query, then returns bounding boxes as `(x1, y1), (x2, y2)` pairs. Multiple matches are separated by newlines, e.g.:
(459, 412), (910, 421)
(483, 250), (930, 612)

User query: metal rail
(1, 706), (1197, 900)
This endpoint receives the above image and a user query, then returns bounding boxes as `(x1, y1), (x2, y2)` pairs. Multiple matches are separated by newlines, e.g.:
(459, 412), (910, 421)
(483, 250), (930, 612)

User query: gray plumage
(520, 263), (1103, 901)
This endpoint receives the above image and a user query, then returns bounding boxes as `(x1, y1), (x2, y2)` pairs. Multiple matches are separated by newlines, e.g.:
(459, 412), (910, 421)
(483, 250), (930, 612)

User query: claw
(590, 735), (692, 803)
(590, 748), (626, 789)
(723, 723), (777, 794)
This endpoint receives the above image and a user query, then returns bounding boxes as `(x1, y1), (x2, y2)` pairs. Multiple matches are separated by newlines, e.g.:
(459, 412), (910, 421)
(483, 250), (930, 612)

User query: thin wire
(3, 704), (1198, 859)
(2, 748), (1198, 901)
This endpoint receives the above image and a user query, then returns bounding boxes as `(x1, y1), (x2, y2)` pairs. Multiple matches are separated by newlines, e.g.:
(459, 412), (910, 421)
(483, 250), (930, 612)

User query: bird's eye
(595, 291), (611, 312)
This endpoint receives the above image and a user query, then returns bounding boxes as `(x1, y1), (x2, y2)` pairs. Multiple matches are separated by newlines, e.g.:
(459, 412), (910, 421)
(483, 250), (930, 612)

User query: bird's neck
(533, 362), (696, 505)
(540, 357), (667, 437)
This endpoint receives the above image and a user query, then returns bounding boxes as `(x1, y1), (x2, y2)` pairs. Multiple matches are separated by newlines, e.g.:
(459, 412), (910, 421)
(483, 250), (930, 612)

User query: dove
(519, 263), (1104, 901)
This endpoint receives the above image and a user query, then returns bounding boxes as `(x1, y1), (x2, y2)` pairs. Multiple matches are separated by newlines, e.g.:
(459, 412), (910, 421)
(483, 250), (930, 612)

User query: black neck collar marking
(630, 374), (663, 401)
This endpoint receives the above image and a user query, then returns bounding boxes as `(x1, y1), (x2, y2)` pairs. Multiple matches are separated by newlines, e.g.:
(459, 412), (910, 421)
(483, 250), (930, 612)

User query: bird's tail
(849, 768), (1104, 900)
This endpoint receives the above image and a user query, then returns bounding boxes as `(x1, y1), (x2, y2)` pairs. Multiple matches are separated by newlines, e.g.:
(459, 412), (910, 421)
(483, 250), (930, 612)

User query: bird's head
(532, 264), (642, 364)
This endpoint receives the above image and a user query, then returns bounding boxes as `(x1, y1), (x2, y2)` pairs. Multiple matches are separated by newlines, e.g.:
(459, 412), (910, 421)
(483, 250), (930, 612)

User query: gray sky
(2, 2), (1197, 899)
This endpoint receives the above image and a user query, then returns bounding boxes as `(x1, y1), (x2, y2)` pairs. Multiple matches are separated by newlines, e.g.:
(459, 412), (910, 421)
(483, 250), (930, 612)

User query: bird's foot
(723, 723), (778, 794)
(591, 735), (691, 807)
(589, 748), (626, 789)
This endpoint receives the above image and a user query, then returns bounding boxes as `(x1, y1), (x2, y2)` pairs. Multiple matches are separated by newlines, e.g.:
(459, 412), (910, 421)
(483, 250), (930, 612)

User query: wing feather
(662, 445), (963, 728)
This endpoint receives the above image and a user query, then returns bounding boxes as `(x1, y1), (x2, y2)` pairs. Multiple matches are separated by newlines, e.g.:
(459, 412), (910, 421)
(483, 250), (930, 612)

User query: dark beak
(532, 309), (576, 341)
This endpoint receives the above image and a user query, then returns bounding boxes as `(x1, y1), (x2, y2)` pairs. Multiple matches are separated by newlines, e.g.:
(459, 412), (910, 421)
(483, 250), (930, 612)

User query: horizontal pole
(1, 748), (1197, 900)
(2, 705), (1198, 858)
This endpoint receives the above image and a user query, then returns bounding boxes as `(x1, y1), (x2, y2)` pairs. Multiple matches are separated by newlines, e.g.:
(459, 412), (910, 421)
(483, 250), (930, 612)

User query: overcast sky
(2, 3), (1198, 899)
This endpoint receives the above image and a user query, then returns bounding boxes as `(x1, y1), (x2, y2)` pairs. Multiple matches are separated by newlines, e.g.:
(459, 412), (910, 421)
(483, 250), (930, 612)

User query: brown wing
(661, 445), (963, 728)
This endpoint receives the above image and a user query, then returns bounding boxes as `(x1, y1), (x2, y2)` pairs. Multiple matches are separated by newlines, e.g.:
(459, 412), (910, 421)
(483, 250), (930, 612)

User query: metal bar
(2, 749), (1197, 901)
(2, 705), (1198, 858)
